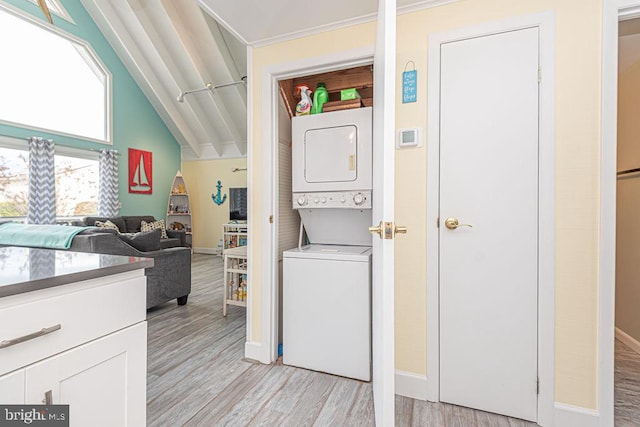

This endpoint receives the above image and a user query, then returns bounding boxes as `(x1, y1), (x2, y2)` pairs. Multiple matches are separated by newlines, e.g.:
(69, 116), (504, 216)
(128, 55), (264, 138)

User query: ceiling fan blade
(36, 0), (53, 25)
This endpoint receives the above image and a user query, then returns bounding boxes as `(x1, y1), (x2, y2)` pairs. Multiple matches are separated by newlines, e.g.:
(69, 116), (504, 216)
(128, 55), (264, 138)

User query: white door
(439, 28), (539, 421)
(371, 0), (396, 425)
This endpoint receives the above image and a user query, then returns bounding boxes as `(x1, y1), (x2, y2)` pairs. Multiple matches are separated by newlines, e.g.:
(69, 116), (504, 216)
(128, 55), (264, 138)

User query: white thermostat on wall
(397, 128), (422, 148)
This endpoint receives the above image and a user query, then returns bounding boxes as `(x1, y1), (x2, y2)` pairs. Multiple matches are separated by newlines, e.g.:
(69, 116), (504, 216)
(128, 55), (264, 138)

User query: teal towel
(0, 223), (92, 249)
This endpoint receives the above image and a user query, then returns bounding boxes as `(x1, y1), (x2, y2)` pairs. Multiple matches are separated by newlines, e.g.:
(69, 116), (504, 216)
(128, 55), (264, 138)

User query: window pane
(0, 9), (107, 140)
(0, 147), (29, 218)
(55, 154), (98, 217)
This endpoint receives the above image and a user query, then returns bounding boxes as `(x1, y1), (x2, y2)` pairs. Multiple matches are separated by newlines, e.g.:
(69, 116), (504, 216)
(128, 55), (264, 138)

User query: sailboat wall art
(128, 148), (153, 194)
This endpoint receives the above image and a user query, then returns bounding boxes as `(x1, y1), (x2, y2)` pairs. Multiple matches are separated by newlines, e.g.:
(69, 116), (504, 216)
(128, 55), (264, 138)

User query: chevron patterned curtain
(27, 137), (56, 224)
(98, 149), (120, 217)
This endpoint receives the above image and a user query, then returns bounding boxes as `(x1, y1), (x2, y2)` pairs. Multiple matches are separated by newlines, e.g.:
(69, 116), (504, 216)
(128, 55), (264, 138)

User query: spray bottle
(295, 85), (313, 116)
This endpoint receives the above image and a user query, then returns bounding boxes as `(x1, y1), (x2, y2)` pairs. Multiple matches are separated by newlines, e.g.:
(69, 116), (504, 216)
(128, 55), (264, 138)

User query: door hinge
(436, 217), (440, 228)
(538, 67), (542, 83)
(269, 215), (274, 224)
(536, 377), (540, 395)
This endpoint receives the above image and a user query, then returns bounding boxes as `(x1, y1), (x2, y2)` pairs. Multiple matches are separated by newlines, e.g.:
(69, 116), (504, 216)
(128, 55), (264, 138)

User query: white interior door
(439, 28), (539, 421)
(371, 0), (396, 425)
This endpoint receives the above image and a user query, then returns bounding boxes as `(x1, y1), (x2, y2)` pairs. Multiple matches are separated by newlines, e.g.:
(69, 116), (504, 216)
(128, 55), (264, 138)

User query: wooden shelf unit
(278, 65), (373, 119)
(167, 171), (192, 247)
(223, 245), (247, 316)
(222, 222), (247, 252)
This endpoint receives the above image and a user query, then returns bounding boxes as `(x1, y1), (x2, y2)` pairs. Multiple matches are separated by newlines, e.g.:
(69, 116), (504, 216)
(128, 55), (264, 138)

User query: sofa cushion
(83, 216), (127, 232)
(124, 216), (156, 233)
(159, 237), (181, 249)
(118, 229), (161, 252)
(95, 220), (121, 233)
(141, 219), (168, 239)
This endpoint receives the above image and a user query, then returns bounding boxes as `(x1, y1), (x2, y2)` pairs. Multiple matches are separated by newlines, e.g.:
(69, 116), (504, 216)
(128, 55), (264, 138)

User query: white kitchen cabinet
(0, 268), (147, 427)
(25, 323), (146, 427)
(0, 370), (25, 404)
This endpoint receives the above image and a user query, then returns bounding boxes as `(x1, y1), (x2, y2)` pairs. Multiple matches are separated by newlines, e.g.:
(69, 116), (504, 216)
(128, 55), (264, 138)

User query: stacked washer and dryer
(282, 107), (373, 381)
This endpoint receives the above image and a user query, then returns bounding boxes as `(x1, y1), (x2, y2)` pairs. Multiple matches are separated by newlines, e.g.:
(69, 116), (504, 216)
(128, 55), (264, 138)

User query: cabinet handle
(43, 390), (53, 405)
(0, 324), (61, 349)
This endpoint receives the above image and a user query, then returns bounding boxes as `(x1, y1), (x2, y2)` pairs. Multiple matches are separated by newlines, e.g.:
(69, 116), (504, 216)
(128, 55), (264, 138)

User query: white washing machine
(283, 244), (371, 381)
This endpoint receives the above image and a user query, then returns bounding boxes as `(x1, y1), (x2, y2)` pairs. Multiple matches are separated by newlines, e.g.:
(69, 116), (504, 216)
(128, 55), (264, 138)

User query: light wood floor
(615, 339), (640, 426)
(146, 254), (640, 426)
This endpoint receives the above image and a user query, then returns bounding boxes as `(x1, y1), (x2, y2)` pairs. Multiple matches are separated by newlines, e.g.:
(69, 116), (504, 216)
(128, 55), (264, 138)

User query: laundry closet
(275, 66), (374, 381)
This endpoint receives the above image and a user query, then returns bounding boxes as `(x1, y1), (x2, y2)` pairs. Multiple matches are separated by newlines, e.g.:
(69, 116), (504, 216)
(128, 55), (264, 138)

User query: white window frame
(26, 0), (75, 24)
(0, 2), (113, 145)
(0, 135), (101, 221)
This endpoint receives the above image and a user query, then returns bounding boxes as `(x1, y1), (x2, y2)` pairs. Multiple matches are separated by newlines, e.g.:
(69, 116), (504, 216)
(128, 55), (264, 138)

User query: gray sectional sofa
(70, 216), (191, 309)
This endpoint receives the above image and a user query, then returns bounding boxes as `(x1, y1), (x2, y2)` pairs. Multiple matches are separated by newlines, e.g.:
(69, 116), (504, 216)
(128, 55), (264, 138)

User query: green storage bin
(341, 88), (361, 101)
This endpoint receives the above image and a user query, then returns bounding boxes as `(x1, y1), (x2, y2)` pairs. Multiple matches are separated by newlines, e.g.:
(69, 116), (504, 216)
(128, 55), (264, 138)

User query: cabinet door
(0, 370), (25, 403)
(25, 322), (146, 427)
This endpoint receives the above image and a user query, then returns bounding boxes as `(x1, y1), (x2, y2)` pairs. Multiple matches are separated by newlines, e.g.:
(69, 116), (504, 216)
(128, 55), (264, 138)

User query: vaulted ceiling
(80, 0), (451, 160)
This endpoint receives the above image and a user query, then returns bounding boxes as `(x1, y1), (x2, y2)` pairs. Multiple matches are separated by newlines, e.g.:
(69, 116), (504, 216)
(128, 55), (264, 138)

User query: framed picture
(128, 148), (152, 194)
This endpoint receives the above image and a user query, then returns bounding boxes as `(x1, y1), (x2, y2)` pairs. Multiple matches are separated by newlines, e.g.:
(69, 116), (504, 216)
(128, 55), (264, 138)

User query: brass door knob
(444, 217), (472, 230)
(395, 225), (408, 235)
(369, 222), (383, 238)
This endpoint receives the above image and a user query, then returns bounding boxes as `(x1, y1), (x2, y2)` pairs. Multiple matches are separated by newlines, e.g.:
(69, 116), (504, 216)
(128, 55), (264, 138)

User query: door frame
(255, 46), (374, 364)
(425, 12), (556, 426)
(601, 2), (640, 426)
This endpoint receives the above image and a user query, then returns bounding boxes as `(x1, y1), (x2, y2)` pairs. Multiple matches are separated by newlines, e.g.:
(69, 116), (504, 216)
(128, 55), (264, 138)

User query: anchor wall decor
(211, 180), (227, 206)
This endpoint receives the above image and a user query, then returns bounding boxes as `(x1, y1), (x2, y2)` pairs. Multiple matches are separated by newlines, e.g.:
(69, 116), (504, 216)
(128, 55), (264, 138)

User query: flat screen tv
(229, 187), (247, 221)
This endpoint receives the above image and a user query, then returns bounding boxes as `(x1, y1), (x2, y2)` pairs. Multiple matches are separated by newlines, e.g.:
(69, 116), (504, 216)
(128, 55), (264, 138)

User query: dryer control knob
(321, 198), (327, 204)
(353, 193), (365, 205)
(340, 197), (346, 203)
(314, 198), (320, 204)
(297, 196), (307, 206)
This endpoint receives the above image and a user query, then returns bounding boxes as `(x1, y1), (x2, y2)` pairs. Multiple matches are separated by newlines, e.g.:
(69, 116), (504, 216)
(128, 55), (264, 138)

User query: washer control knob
(321, 198), (327, 204)
(314, 198), (320, 204)
(340, 197), (346, 203)
(297, 195), (307, 206)
(353, 193), (365, 205)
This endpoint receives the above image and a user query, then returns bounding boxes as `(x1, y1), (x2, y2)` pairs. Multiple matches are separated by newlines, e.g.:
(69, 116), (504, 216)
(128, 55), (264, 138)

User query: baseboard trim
(395, 370), (428, 401)
(244, 341), (264, 363)
(616, 327), (640, 355)
(193, 247), (218, 255)
(554, 402), (599, 427)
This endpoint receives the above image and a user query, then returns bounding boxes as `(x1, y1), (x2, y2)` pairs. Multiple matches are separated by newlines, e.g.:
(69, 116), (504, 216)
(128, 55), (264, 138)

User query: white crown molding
(250, 12), (377, 48)
(204, 0), (462, 48)
(397, 0), (461, 15)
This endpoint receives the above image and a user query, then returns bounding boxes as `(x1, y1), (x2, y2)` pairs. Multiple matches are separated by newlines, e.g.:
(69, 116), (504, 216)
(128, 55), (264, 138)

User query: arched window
(0, 4), (111, 143)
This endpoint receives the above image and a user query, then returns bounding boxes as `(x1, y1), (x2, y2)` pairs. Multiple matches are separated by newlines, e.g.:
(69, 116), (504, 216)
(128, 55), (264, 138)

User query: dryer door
(305, 125), (357, 184)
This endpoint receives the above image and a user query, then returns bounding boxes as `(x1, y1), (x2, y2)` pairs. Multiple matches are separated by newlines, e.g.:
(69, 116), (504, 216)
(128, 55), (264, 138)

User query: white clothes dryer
(292, 107), (372, 194)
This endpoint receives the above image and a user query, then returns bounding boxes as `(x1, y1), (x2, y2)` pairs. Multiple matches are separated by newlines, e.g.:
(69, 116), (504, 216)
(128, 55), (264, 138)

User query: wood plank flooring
(615, 338), (640, 426)
(146, 254), (640, 426)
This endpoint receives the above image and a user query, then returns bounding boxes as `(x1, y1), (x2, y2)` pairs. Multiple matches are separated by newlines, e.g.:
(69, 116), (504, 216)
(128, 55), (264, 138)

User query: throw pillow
(141, 219), (168, 239)
(95, 220), (121, 233)
(118, 228), (161, 252)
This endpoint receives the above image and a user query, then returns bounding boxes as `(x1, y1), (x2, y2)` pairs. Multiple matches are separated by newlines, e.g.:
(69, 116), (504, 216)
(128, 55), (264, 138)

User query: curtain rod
(177, 76), (247, 103)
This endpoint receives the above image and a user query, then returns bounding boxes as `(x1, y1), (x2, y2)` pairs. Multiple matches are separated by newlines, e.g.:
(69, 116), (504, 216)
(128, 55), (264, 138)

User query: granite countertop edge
(0, 256), (154, 299)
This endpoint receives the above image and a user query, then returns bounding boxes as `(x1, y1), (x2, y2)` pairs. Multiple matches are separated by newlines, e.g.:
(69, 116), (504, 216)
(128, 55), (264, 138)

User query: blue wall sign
(402, 70), (417, 104)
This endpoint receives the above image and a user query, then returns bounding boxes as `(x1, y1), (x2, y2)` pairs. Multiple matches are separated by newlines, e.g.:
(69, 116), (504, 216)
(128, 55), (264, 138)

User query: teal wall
(0, 0), (181, 220)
